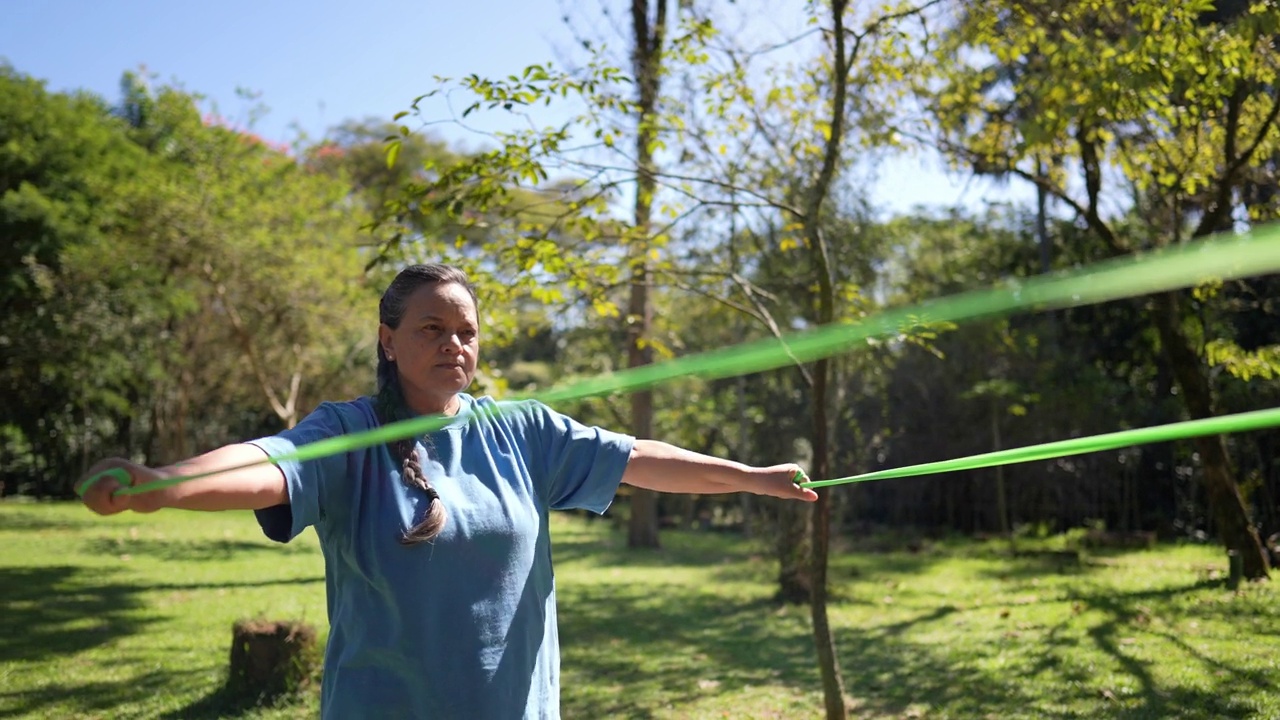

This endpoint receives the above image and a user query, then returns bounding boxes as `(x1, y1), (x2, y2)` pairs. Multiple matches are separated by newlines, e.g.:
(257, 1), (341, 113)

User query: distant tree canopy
(0, 67), (373, 493)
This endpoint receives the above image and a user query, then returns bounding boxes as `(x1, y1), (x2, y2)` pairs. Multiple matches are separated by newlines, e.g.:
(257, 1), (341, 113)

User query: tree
(923, 0), (1279, 578)
(0, 68), (375, 492)
(306, 119), (476, 264)
(0, 66), (155, 492)
(622, 0), (671, 548)
(120, 78), (372, 444)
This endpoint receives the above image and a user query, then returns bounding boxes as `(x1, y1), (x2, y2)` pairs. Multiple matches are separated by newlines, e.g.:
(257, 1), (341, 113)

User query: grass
(2, 501), (1277, 719)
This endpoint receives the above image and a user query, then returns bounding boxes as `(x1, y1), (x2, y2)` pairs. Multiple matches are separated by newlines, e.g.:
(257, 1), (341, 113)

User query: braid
(376, 345), (447, 546)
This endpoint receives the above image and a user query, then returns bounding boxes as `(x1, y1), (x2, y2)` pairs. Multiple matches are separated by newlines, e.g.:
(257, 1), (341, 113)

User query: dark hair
(376, 263), (478, 545)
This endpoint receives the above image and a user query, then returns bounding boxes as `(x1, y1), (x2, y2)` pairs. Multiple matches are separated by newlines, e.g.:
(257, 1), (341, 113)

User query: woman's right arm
(80, 444), (288, 515)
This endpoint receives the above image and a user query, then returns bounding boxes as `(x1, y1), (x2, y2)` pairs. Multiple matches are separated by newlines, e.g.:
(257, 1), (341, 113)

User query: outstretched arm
(79, 444), (288, 515)
(621, 439), (817, 502)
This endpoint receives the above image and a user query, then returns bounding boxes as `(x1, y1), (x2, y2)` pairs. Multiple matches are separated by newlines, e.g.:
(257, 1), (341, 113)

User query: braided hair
(376, 263), (478, 545)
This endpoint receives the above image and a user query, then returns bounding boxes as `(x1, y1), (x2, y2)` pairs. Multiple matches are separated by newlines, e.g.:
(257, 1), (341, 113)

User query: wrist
(124, 465), (175, 513)
(737, 465), (774, 494)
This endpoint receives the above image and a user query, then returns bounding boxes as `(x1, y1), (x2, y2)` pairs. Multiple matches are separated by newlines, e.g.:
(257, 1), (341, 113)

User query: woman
(80, 263), (817, 719)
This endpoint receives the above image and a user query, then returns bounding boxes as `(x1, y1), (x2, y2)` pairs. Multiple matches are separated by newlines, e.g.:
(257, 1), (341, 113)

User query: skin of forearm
(128, 444), (288, 513)
(622, 439), (765, 495)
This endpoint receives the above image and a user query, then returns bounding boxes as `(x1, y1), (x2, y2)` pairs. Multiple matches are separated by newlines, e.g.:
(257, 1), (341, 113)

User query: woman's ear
(379, 324), (396, 362)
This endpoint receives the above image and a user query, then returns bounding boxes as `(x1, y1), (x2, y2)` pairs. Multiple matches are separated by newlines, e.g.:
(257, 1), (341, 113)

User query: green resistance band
(797, 406), (1280, 489)
(76, 227), (1280, 498)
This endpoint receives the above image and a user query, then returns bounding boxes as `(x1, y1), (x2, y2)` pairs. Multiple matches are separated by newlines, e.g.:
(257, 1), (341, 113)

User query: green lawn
(2, 501), (1277, 719)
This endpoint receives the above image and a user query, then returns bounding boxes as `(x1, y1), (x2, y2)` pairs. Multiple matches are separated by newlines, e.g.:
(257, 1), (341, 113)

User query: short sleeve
(246, 402), (351, 543)
(525, 401), (635, 513)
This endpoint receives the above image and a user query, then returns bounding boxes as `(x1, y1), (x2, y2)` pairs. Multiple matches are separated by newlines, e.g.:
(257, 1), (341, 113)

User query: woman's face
(379, 282), (479, 415)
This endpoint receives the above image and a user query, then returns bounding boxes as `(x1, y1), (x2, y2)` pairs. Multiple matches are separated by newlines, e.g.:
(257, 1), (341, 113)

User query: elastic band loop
(75, 467), (132, 497)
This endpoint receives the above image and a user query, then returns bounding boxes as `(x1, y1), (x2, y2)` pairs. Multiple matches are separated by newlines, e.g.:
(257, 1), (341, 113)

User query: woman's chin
(402, 374), (471, 412)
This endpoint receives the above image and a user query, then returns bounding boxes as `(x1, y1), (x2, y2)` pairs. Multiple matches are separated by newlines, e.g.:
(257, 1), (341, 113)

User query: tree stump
(227, 619), (320, 703)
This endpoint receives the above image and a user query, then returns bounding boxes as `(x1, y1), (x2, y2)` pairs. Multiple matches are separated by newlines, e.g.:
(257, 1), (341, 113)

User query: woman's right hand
(78, 459), (163, 516)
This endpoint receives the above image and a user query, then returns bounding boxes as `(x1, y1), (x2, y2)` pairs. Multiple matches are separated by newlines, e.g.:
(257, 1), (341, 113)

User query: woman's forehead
(405, 283), (477, 319)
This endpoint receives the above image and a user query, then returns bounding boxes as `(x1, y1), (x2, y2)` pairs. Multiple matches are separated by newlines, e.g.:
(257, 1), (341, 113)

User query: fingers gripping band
(75, 467), (132, 497)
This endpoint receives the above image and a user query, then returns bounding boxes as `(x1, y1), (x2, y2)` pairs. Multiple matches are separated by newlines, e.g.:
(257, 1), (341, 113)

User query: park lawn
(1, 501), (1276, 719)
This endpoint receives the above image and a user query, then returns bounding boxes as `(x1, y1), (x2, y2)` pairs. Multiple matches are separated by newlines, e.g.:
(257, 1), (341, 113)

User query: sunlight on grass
(2, 501), (1277, 719)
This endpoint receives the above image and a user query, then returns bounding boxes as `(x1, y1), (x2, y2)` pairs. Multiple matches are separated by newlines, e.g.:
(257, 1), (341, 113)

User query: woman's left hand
(751, 464), (819, 502)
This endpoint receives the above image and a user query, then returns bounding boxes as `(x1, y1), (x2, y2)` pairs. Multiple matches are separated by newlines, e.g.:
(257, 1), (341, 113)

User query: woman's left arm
(621, 439), (817, 502)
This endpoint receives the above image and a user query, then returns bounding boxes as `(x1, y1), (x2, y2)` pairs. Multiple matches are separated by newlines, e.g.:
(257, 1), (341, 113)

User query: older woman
(81, 263), (816, 720)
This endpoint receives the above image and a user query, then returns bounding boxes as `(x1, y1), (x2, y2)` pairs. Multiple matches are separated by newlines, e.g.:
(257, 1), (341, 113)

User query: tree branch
(1074, 122), (1123, 255)
(203, 264), (290, 423)
(1193, 85), (1280, 238)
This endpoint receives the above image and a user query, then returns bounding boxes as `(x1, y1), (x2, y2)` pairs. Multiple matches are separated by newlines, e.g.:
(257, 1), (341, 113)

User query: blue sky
(1, 0), (1026, 215)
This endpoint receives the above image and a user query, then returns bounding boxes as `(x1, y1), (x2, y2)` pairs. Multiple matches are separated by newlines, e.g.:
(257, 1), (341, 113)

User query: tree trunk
(625, 0), (667, 549)
(737, 374), (753, 538)
(811, 356), (848, 719)
(1035, 156), (1052, 274)
(776, 501), (812, 603)
(1151, 291), (1269, 579)
(802, 0), (851, 715)
(627, 350), (659, 548)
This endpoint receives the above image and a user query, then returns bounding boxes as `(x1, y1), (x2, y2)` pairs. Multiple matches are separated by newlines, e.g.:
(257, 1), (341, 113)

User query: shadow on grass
(968, 552), (1097, 581)
(0, 668), (205, 719)
(1068, 582), (1276, 718)
(832, 613), (1032, 718)
(554, 526), (982, 588)
(0, 565), (156, 664)
(556, 579), (1029, 718)
(157, 680), (314, 720)
(0, 565), (324, 719)
(0, 508), (96, 533)
(82, 536), (315, 563)
(557, 584), (814, 718)
(558, 530), (1275, 720)
(551, 528), (757, 569)
(143, 575), (324, 593)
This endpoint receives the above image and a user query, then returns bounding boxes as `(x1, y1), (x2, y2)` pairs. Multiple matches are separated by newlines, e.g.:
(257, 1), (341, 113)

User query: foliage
(927, 0), (1280, 241)
(0, 67), (157, 492)
(921, 0), (1280, 577)
(1206, 339), (1280, 381)
(124, 83), (372, 439)
(0, 68), (372, 493)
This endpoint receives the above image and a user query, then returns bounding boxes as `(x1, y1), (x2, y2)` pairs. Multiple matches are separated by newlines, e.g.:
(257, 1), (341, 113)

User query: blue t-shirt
(248, 394), (635, 720)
